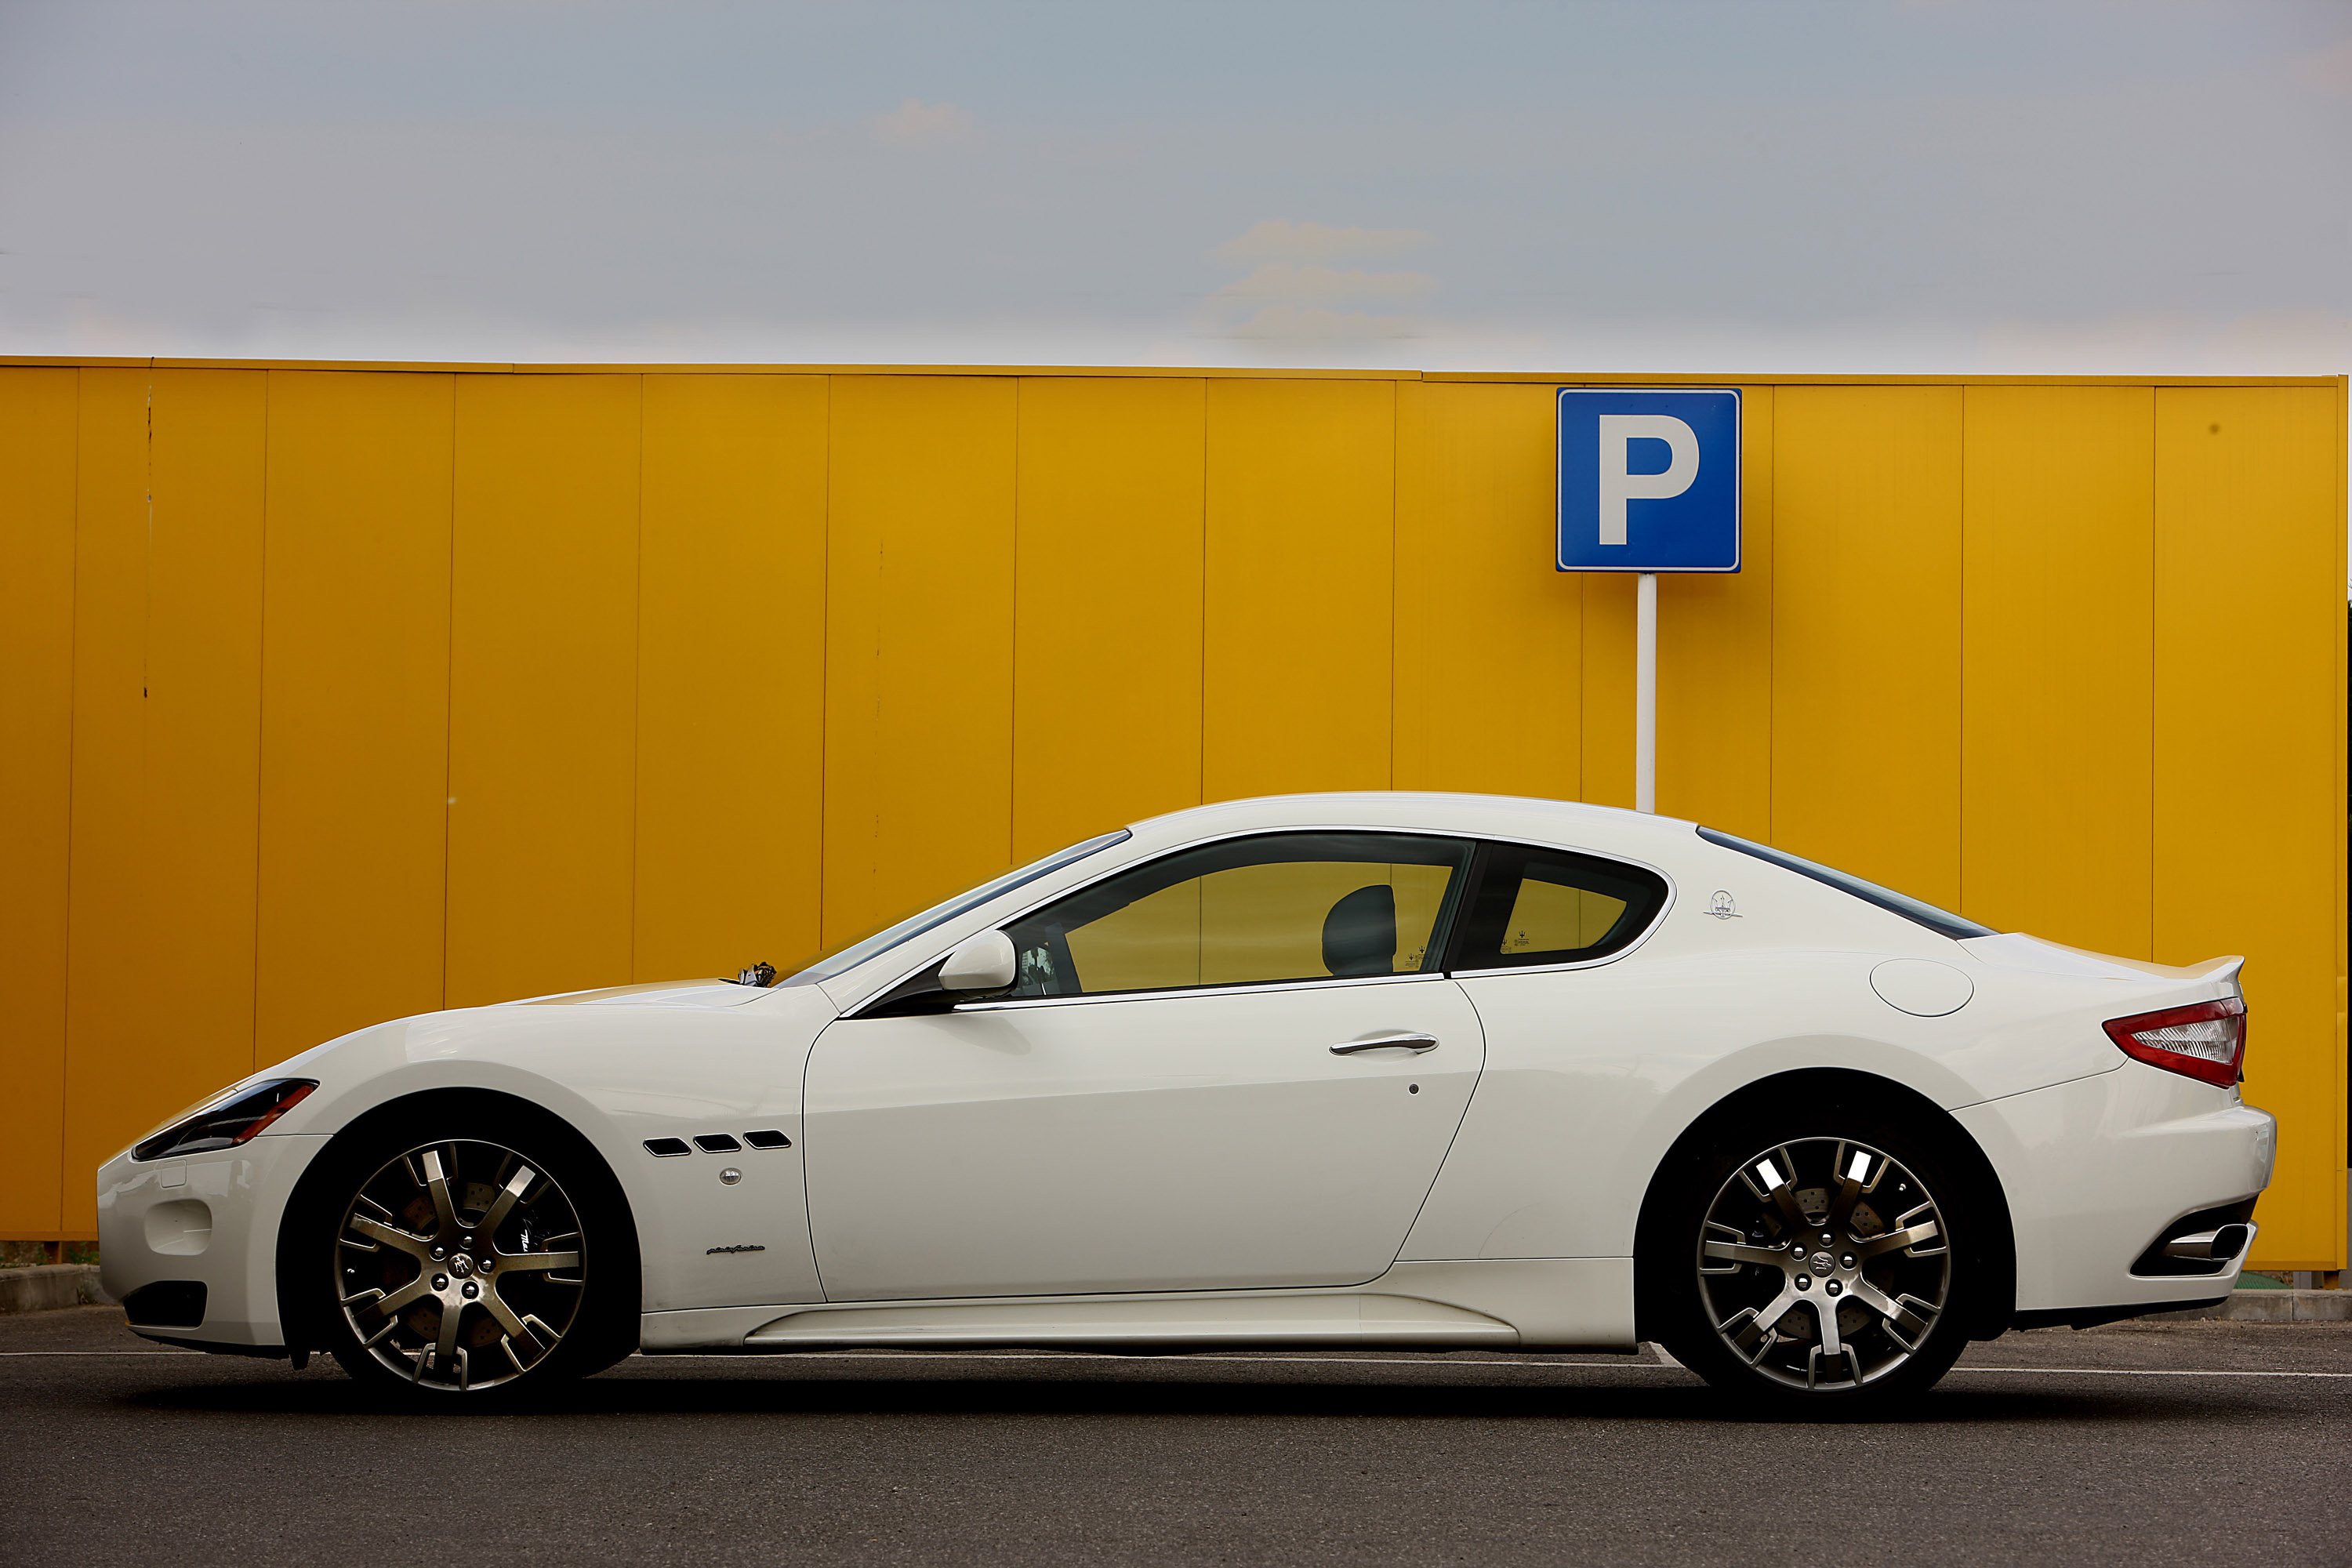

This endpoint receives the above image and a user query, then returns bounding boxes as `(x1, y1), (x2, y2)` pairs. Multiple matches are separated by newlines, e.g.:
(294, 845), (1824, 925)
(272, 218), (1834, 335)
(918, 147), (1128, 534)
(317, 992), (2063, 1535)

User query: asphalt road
(3, 1306), (2346, 1566)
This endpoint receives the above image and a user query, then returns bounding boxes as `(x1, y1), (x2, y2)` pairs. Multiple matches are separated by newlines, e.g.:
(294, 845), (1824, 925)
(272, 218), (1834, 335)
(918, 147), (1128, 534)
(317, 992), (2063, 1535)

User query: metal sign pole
(1635, 572), (1657, 814)
(1556, 387), (1738, 820)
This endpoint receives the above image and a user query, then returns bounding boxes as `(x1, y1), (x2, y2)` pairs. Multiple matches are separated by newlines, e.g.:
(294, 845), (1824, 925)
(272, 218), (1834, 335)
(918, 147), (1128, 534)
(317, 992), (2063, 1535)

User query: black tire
(289, 1099), (638, 1404)
(1646, 1092), (1987, 1411)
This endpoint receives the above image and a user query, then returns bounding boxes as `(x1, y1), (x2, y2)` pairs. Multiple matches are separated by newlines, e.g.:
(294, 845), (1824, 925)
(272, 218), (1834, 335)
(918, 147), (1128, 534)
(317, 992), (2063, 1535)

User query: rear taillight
(2103, 998), (2245, 1088)
(132, 1079), (316, 1161)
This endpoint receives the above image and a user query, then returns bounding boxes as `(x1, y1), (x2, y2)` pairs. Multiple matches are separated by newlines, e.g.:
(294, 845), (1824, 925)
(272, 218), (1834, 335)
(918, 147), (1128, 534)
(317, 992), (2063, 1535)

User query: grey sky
(1, 0), (2345, 371)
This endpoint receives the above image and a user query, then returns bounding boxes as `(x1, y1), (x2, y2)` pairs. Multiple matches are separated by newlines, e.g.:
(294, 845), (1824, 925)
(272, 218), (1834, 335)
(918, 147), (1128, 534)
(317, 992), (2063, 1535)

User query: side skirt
(637, 1258), (1636, 1353)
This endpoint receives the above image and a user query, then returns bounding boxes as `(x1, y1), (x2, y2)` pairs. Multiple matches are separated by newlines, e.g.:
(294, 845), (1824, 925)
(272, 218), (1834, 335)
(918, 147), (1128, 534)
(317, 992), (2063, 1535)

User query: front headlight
(132, 1079), (317, 1162)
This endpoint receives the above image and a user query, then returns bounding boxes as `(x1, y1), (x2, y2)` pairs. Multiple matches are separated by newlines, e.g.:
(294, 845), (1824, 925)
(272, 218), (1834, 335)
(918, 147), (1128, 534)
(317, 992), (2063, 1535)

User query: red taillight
(2103, 997), (2245, 1088)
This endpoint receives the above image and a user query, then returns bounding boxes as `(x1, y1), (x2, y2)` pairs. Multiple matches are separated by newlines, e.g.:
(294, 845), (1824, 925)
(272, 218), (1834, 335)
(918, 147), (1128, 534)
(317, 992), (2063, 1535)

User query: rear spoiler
(2185, 955), (2246, 989)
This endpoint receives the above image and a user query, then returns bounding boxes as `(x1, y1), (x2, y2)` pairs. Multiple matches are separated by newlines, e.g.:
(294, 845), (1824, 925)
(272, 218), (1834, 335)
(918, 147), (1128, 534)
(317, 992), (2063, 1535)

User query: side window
(1450, 844), (1668, 971)
(1001, 833), (1473, 999)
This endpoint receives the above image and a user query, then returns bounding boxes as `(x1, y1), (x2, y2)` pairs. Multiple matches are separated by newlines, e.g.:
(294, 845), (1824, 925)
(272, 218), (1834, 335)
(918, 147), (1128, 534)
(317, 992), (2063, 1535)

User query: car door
(802, 830), (1488, 1302)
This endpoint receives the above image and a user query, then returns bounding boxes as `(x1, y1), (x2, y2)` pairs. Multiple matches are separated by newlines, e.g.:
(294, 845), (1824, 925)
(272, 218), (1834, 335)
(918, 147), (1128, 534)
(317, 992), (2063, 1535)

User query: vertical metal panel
(60, 369), (151, 1232)
(1011, 376), (1205, 861)
(1770, 387), (1965, 909)
(1393, 380), (1582, 799)
(2154, 386), (2345, 1267)
(1656, 385), (1777, 839)
(1203, 379), (1395, 802)
(63, 370), (269, 1229)
(0, 369), (78, 1236)
(255, 371), (454, 1065)
(635, 374), (829, 980)
(1962, 387), (2154, 956)
(822, 376), (1018, 949)
(445, 375), (643, 1007)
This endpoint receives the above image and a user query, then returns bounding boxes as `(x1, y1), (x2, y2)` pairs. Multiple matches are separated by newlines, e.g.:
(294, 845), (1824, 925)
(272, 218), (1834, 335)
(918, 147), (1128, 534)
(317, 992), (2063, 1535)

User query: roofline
(1, 355), (2341, 389)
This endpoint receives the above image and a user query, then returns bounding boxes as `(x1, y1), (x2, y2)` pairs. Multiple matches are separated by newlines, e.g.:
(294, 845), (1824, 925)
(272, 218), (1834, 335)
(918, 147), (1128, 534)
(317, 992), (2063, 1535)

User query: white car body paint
(94, 793), (2273, 1357)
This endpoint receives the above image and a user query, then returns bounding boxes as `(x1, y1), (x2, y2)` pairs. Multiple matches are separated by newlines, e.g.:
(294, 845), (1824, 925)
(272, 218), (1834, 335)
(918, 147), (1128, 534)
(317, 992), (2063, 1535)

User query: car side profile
(98, 793), (2273, 1410)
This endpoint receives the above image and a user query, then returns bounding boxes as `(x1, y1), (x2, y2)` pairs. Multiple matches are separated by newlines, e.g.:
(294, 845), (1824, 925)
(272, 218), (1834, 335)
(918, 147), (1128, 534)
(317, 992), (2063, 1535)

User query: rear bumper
(95, 1134), (328, 1348)
(1955, 1063), (2274, 1320)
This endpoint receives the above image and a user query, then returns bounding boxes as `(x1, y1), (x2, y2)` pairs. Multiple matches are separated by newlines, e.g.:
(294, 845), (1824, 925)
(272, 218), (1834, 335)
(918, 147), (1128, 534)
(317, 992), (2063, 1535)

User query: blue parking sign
(1556, 387), (1741, 572)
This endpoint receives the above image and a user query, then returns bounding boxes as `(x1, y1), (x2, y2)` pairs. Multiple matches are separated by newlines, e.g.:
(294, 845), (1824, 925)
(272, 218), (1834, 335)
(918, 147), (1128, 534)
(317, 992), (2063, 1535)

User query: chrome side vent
(742, 1129), (792, 1149)
(642, 1138), (691, 1158)
(693, 1134), (743, 1154)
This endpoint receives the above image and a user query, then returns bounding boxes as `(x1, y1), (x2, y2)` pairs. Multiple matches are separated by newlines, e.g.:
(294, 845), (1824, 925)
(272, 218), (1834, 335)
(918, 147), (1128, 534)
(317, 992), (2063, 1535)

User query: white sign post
(1556, 388), (1743, 814)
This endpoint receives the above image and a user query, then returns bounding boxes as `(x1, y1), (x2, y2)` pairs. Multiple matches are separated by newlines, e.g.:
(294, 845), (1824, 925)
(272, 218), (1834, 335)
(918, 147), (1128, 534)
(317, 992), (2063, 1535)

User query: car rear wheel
(304, 1110), (635, 1402)
(1650, 1107), (1981, 1409)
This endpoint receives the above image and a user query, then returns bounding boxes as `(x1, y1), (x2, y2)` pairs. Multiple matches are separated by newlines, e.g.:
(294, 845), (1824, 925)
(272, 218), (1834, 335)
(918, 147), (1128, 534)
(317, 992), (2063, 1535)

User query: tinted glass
(1695, 826), (1994, 940)
(1450, 844), (1668, 970)
(1001, 833), (1473, 998)
(779, 830), (1133, 987)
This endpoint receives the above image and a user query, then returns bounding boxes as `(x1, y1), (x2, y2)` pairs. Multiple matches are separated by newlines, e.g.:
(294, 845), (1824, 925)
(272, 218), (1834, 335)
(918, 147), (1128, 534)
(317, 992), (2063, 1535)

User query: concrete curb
(2150, 1290), (2351, 1323)
(0, 1265), (111, 1314)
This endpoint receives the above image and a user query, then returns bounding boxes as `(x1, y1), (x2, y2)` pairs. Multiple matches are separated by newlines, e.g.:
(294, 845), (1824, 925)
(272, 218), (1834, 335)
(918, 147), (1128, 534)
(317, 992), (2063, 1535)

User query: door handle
(1330, 1033), (1439, 1056)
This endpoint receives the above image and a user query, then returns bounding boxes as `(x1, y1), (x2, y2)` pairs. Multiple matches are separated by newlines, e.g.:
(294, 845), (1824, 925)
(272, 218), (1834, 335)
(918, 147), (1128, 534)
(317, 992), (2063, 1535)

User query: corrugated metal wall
(1, 361), (2343, 1267)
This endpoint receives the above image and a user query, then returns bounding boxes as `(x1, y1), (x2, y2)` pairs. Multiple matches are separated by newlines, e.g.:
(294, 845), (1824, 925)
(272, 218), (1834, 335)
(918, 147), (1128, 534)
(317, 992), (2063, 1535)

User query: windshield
(1696, 826), (1994, 941)
(779, 829), (1134, 988)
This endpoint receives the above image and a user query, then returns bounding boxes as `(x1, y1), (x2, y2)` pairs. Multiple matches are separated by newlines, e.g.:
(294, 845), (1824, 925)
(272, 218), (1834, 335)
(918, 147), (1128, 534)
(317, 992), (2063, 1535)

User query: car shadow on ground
(114, 1369), (2258, 1426)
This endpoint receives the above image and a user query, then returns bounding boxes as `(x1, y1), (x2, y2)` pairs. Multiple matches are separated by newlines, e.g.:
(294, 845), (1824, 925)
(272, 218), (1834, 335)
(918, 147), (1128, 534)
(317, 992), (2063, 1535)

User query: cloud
(1213, 262), (1436, 304)
(2290, 36), (2352, 93)
(1196, 260), (1436, 341)
(1210, 219), (1432, 267)
(873, 99), (975, 147)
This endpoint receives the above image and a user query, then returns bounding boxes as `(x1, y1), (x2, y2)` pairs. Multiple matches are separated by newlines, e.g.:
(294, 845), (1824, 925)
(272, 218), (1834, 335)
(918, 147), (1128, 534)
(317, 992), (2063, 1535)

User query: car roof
(1121, 791), (1700, 860)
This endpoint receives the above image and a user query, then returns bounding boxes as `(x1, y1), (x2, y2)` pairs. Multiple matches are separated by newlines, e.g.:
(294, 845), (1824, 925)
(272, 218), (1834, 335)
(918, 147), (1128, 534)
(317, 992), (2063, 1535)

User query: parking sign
(1556, 387), (1741, 572)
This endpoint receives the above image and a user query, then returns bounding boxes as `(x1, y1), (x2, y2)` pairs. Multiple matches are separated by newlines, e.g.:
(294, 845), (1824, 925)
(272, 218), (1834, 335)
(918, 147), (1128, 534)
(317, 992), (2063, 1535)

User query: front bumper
(96, 1134), (329, 1348)
(1955, 1062), (2275, 1319)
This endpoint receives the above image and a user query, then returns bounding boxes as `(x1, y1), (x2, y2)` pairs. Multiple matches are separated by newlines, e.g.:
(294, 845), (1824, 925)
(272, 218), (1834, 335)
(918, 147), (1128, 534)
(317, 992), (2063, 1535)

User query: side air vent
(693, 1134), (743, 1154)
(124, 1280), (208, 1329)
(642, 1138), (691, 1158)
(742, 1130), (792, 1149)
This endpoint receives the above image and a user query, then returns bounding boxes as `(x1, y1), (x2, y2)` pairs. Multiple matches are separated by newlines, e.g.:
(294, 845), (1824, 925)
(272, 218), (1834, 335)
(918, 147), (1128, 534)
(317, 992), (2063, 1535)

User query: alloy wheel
(1695, 1136), (1951, 1392)
(333, 1139), (586, 1392)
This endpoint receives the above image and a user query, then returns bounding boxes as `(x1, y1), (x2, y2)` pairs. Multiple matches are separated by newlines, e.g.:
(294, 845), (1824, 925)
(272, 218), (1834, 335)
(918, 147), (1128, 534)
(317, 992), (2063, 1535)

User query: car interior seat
(1322, 884), (1398, 977)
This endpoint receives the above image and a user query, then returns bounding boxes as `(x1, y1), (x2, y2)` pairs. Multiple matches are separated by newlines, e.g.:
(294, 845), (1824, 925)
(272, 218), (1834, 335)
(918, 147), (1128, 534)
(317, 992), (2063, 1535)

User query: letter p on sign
(1557, 388), (1741, 573)
(1596, 415), (1700, 546)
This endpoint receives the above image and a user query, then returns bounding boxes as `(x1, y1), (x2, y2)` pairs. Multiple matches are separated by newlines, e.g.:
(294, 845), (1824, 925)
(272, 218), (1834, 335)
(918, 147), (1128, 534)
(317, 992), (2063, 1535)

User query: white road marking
(1950, 1365), (2352, 1380)
(3, 1350), (2344, 1378)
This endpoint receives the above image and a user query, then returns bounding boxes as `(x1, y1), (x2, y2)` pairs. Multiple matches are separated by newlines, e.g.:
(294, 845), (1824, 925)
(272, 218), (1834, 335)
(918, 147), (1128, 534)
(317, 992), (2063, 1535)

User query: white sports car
(99, 793), (2273, 1409)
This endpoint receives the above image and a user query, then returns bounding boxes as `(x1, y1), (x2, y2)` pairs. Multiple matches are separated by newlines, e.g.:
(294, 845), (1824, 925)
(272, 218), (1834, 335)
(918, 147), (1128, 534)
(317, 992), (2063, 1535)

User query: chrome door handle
(1330, 1033), (1439, 1056)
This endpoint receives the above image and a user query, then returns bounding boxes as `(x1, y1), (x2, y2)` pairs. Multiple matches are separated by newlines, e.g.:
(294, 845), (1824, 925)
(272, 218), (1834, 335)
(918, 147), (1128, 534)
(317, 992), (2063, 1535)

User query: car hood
(508, 979), (775, 1009)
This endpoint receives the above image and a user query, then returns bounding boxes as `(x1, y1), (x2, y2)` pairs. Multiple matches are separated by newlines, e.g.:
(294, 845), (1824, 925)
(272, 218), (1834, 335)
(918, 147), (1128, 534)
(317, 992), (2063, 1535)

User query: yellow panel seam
(249, 372), (271, 1072)
(626, 376), (646, 982)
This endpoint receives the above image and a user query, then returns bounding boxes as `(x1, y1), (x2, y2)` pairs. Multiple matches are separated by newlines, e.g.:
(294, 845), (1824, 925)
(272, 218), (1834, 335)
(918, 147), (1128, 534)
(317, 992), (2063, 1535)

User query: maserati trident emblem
(1706, 891), (1740, 919)
(706, 1243), (767, 1255)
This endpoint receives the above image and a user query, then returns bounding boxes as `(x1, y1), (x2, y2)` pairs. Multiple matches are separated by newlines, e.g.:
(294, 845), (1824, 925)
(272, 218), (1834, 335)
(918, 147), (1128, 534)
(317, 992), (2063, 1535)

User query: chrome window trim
(837, 821), (1679, 1018)
(951, 969), (1451, 1014)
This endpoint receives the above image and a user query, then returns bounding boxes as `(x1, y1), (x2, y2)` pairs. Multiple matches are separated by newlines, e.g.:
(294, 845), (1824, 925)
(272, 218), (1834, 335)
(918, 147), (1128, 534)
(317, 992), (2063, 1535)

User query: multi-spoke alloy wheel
(333, 1139), (587, 1392)
(1695, 1137), (1951, 1392)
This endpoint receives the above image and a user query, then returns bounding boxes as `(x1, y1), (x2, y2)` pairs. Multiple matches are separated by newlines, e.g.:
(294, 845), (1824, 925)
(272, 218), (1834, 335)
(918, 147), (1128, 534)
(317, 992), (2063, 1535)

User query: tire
(291, 1101), (638, 1404)
(1646, 1094), (1987, 1411)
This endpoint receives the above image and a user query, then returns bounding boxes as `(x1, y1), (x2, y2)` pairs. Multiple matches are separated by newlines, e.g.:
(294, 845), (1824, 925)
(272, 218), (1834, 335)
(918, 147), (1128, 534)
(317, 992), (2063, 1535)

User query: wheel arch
(1629, 1067), (2016, 1342)
(273, 1086), (644, 1353)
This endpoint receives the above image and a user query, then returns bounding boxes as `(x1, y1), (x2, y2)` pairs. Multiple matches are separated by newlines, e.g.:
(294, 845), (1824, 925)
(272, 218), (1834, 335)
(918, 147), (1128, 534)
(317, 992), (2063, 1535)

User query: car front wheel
(301, 1111), (636, 1402)
(1651, 1110), (1982, 1408)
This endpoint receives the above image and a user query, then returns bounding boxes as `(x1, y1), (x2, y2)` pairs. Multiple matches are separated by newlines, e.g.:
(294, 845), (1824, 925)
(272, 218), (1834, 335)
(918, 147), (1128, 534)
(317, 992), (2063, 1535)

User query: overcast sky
(1, 0), (2344, 372)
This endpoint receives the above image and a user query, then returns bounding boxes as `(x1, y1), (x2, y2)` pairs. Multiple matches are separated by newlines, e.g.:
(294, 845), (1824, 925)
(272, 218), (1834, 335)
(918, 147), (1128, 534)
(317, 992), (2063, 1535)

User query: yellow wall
(1, 360), (2342, 1272)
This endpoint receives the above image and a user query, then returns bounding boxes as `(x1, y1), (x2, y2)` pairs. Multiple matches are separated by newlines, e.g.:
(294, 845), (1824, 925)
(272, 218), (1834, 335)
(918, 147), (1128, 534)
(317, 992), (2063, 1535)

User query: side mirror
(937, 930), (1018, 993)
